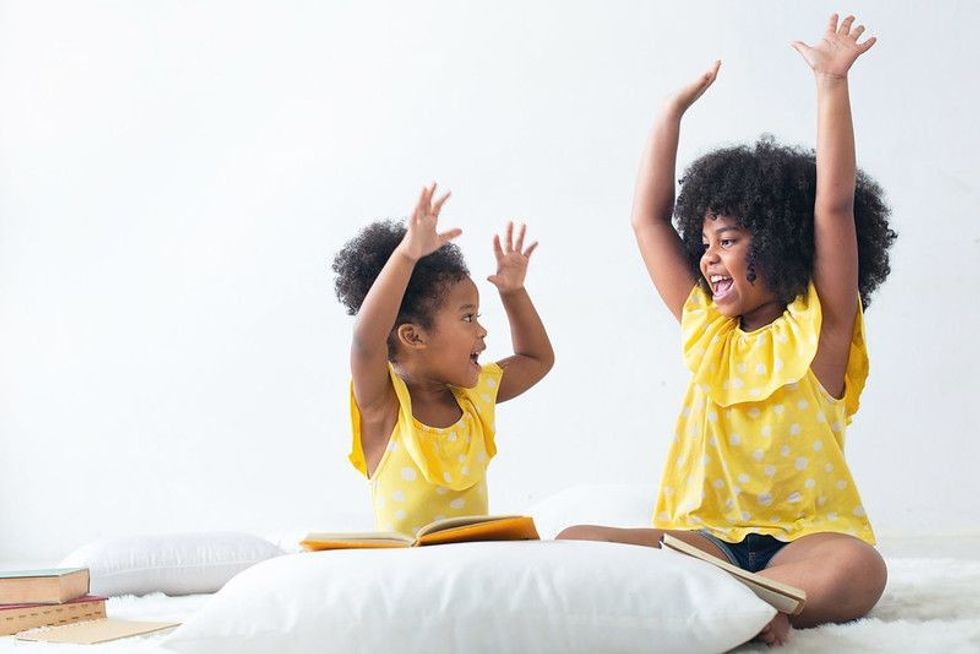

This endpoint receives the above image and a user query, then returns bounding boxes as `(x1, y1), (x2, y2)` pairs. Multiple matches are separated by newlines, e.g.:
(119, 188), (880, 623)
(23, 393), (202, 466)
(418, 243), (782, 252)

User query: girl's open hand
(397, 183), (460, 262)
(792, 14), (876, 79)
(488, 222), (537, 294)
(664, 60), (721, 117)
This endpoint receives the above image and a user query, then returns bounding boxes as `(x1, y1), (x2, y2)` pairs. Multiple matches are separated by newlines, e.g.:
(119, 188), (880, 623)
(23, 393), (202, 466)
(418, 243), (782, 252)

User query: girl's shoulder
(682, 283), (866, 411)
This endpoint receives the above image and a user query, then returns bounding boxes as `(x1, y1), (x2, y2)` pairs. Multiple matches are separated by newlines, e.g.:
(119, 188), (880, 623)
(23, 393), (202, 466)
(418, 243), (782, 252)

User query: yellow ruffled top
(653, 283), (875, 545)
(349, 363), (503, 535)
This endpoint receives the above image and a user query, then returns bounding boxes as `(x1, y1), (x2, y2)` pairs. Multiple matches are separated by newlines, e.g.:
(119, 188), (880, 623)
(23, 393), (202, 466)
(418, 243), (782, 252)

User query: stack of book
(0, 568), (106, 636)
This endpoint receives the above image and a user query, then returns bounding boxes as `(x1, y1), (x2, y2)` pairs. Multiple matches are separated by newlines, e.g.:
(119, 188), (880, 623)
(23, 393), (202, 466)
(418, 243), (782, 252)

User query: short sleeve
(347, 364), (415, 477)
(350, 364), (503, 491)
(681, 283), (822, 407)
(842, 300), (870, 423)
(454, 362), (504, 458)
(348, 380), (368, 476)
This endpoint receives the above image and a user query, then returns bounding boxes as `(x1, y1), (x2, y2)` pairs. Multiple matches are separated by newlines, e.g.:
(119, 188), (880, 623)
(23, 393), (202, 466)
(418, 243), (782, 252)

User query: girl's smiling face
(700, 214), (783, 331)
(424, 277), (488, 388)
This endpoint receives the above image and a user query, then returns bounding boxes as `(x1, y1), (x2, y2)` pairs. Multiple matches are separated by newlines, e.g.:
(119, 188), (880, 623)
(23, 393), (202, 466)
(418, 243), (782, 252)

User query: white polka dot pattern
(654, 282), (875, 545)
(350, 363), (504, 536)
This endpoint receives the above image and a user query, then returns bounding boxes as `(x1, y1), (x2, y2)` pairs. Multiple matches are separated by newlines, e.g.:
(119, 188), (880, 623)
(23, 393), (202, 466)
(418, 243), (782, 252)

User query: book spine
(0, 600), (107, 637)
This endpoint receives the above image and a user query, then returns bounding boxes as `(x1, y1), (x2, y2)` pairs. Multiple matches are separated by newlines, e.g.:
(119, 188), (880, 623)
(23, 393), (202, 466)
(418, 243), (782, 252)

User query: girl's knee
(792, 541), (887, 627)
(854, 547), (888, 611)
(830, 544), (888, 619)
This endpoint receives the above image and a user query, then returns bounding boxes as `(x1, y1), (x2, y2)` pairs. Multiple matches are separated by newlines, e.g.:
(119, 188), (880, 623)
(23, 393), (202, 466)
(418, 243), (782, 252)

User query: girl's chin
(712, 294), (741, 316)
(456, 365), (481, 388)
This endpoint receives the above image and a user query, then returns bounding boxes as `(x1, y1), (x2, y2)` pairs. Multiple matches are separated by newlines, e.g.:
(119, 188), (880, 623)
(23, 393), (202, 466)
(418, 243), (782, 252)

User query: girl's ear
(396, 323), (427, 350)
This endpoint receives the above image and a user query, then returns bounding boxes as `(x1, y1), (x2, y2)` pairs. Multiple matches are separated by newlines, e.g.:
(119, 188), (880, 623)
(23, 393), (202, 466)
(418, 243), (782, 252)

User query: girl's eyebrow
(703, 225), (741, 238)
(458, 303), (478, 311)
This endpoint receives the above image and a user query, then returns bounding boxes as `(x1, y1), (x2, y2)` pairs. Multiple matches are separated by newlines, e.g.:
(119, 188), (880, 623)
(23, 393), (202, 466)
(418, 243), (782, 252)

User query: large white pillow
(527, 483), (656, 538)
(161, 540), (774, 654)
(59, 532), (283, 597)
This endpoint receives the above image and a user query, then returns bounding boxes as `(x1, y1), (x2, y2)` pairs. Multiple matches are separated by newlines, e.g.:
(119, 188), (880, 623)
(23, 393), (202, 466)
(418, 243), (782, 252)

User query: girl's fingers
(413, 185), (429, 220)
(790, 41), (812, 61)
(492, 234), (504, 259)
(438, 228), (462, 243)
(523, 241), (539, 259)
(690, 60), (719, 98)
(851, 25), (865, 40)
(826, 13), (839, 35)
(839, 15), (855, 35)
(514, 223), (526, 252)
(504, 221), (514, 253)
(432, 190), (452, 216)
(706, 59), (721, 82)
(858, 35), (877, 53)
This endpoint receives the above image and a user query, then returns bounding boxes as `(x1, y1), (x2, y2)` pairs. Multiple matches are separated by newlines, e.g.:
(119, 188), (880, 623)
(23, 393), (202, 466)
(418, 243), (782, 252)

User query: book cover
(301, 515), (539, 551)
(660, 534), (807, 615)
(0, 595), (107, 636)
(0, 568), (90, 605)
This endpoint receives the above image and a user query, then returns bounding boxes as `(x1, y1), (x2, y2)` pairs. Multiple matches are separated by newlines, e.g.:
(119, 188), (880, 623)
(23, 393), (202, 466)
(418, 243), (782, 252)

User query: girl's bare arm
(632, 61), (720, 321)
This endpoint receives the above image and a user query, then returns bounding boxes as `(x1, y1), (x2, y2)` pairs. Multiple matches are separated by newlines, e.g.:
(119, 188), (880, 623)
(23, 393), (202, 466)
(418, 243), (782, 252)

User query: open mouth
(709, 274), (734, 300)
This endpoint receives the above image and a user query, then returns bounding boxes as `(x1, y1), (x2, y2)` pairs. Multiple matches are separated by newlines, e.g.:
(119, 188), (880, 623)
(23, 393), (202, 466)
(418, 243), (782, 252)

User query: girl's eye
(721, 239), (734, 248)
(463, 313), (481, 323)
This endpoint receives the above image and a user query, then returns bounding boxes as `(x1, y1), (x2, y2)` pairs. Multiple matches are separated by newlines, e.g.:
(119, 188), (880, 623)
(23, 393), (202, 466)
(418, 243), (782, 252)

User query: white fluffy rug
(735, 557), (980, 653)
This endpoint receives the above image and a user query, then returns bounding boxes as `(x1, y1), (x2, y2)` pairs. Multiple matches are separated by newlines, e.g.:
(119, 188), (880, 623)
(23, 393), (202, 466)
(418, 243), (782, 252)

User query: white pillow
(527, 483), (655, 538)
(161, 540), (774, 654)
(59, 532), (283, 597)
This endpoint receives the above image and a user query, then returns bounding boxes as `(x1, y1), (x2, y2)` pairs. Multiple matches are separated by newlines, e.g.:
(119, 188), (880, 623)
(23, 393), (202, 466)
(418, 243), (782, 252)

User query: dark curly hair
(332, 220), (470, 359)
(674, 136), (896, 309)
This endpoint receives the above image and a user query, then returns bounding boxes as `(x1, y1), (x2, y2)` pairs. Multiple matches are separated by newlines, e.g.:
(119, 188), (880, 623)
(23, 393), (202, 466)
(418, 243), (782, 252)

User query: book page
(415, 515), (525, 538)
(300, 531), (411, 551)
(16, 619), (179, 644)
(416, 516), (539, 545)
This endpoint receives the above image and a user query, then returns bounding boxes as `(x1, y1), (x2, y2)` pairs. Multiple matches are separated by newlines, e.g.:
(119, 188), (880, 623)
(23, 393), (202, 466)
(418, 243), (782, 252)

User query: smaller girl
(333, 183), (554, 536)
(559, 14), (895, 646)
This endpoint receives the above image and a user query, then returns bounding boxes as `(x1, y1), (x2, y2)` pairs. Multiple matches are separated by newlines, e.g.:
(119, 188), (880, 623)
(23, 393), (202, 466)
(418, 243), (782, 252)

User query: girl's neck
(392, 363), (456, 406)
(738, 299), (786, 332)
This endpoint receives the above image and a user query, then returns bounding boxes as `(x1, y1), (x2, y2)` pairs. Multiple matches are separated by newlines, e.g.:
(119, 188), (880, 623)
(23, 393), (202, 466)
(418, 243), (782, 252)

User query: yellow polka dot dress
(653, 283), (875, 545)
(349, 363), (503, 536)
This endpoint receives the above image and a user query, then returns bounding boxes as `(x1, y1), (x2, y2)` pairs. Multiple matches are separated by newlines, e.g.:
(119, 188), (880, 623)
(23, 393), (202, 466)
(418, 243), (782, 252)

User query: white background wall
(1, 0), (977, 561)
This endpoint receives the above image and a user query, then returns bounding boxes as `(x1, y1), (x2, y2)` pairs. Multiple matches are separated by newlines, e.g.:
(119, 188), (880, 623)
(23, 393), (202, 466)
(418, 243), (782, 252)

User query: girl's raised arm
(631, 61), (720, 321)
(792, 14), (876, 395)
(350, 185), (459, 416)
(487, 222), (554, 402)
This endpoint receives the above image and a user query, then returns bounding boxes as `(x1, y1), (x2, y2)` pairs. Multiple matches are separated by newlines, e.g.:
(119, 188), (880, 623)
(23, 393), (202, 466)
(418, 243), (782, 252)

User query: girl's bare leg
(758, 532), (887, 628)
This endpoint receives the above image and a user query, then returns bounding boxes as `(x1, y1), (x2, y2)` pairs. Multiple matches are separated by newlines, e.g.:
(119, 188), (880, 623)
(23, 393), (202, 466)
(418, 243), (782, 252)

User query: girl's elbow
(539, 350), (556, 376)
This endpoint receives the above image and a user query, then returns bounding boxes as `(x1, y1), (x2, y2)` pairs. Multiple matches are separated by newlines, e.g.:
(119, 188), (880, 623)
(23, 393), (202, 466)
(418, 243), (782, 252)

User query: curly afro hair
(332, 220), (470, 359)
(674, 136), (896, 309)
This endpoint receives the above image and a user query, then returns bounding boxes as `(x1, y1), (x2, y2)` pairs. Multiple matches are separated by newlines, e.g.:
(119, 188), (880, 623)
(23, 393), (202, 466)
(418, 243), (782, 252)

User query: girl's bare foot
(756, 611), (790, 647)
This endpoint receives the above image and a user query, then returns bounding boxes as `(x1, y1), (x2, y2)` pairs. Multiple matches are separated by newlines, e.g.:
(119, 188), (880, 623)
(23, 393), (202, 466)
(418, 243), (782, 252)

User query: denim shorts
(698, 531), (789, 573)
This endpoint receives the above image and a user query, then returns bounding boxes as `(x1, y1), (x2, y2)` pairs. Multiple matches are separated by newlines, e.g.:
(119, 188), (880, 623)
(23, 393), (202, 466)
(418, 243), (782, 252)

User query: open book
(660, 534), (806, 615)
(300, 515), (539, 551)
